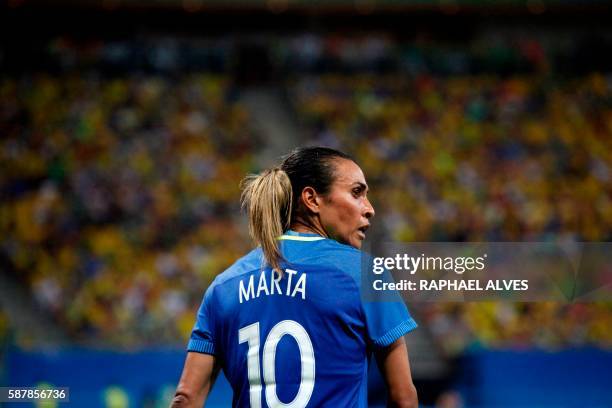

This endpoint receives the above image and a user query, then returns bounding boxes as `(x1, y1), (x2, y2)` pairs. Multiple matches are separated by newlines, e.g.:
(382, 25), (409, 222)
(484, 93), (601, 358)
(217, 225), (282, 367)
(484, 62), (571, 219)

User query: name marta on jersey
(239, 269), (306, 304)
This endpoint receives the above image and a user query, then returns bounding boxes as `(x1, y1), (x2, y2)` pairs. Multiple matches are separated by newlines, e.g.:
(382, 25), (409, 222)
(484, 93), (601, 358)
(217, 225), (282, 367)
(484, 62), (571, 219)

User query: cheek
(335, 201), (360, 228)
(322, 195), (361, 235)
(323, 203), (348, 232)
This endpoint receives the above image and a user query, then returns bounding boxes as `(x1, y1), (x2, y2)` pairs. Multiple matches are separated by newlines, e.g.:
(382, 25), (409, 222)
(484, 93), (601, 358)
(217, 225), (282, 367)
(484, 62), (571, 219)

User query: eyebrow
(352, 182), (368, 192)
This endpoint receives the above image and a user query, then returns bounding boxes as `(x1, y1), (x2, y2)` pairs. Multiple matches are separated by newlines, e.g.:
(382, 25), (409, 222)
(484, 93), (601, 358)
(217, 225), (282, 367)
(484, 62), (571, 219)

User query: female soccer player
(171, 147), (418, 407)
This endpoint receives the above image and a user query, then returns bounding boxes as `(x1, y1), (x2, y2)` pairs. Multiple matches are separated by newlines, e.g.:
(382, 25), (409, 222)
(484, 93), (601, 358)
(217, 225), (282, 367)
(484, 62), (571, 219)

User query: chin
(337, 234), (362, 249)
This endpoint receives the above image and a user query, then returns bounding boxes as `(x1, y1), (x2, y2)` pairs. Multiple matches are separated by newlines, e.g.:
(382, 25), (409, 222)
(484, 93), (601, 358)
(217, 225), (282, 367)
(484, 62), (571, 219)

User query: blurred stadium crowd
(1, 31), (611, 353)
(1, 70), (258, 345)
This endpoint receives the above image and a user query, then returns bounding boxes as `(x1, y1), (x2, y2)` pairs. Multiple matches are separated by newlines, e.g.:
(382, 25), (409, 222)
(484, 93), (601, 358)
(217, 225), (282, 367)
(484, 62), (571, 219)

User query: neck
(290, 217), (328, 238)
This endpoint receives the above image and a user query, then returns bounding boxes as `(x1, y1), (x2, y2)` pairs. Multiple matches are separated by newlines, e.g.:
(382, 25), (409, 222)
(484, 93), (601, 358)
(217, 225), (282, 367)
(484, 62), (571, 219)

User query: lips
(357, 224), (369, 239)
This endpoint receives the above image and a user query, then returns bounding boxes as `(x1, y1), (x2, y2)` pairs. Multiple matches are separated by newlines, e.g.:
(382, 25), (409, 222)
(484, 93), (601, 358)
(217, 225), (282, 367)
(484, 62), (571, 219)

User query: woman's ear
(300, 186), (321, 214)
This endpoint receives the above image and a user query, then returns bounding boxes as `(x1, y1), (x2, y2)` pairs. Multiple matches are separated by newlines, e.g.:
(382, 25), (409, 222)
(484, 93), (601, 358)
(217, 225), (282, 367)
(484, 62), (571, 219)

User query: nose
(364, 198), (375, 219)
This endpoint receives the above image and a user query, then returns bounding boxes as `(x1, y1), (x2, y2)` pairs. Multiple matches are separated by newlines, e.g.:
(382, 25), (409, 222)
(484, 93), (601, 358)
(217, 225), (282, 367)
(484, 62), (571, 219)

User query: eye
(352, 188), (362, 197)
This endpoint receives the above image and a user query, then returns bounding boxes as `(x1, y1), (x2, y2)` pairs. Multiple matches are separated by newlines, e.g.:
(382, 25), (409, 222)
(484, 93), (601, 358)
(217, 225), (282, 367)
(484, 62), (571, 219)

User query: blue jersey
(188, 230), (417, 408)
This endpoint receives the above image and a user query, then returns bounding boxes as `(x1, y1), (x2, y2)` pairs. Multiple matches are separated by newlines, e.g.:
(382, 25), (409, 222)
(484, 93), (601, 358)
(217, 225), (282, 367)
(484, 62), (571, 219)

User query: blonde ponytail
(240, 168), (293, 274)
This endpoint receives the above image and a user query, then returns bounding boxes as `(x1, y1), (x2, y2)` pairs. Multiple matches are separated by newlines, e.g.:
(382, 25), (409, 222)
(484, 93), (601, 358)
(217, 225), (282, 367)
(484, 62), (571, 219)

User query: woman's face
(318, 159), (375, 249)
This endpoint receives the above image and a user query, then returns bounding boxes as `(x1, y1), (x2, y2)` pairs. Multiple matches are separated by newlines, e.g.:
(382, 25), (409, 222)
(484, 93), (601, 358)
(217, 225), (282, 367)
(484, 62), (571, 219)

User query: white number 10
(239, 320), (315, 408)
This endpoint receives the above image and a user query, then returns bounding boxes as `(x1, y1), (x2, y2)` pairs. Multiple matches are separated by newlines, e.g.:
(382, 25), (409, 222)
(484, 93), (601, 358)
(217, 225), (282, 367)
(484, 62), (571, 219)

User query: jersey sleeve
(362, 264), (418, 349)
(187, 283), (217, 355)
